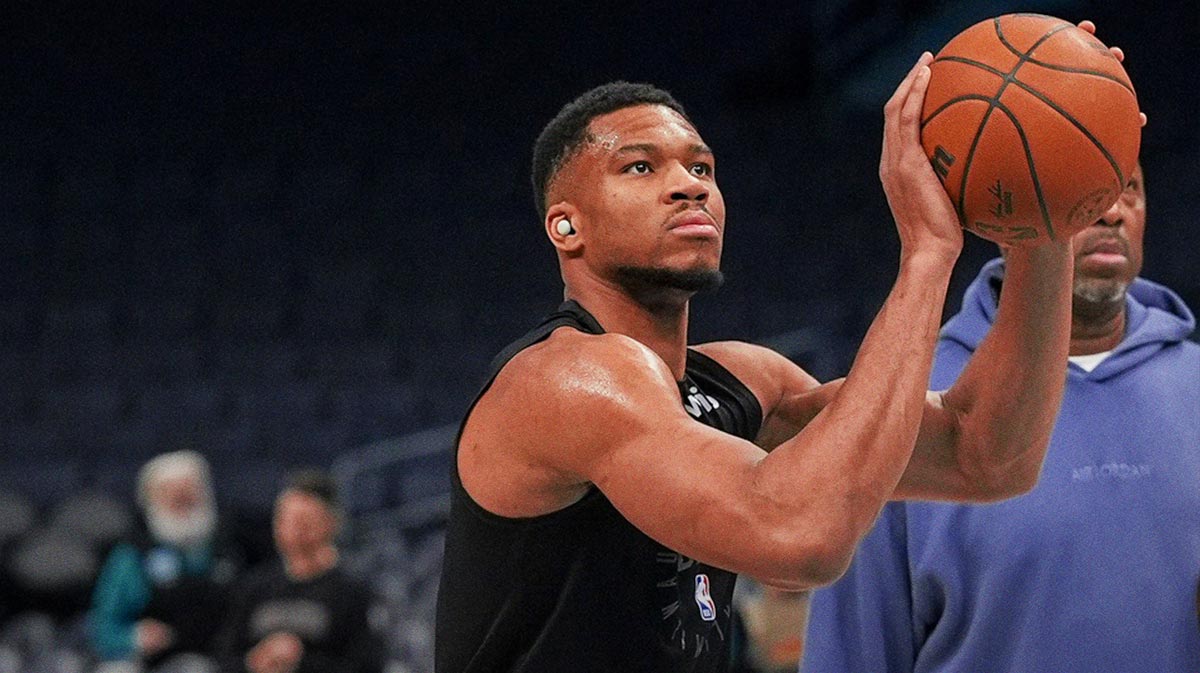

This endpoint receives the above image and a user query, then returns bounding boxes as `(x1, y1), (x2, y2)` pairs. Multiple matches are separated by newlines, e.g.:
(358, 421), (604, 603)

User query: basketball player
(434, 47), (1087, 670)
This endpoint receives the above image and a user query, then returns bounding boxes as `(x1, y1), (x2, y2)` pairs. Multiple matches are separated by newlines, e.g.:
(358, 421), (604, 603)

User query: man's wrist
(899, 244), (959, 277)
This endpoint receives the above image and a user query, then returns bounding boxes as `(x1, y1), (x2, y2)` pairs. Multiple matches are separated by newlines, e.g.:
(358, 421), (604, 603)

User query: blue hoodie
(803, 258), (1200, 673)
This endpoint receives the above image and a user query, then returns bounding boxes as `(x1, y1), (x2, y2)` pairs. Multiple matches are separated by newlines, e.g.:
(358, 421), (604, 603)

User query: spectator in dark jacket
(217, 470), (385, 673)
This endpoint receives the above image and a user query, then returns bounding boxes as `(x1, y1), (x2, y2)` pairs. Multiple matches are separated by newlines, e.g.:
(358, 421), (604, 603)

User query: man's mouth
(1078, 237), (1128, 267)
(667, 210), (719, 237)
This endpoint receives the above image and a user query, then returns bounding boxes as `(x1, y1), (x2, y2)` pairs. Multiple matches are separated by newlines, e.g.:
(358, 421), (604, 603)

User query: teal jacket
(89, 539), (224, 660)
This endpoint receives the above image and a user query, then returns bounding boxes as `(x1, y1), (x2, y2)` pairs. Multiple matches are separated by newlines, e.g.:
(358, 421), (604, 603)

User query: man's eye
(624, 161), (652, 174)
(691, 163), (712, 177)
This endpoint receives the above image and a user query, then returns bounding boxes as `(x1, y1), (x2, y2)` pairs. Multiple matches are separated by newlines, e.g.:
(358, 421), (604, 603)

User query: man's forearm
(819, 252), (956, 504)
(763, 251), (955, 550)
(945, 242), (1074, 493)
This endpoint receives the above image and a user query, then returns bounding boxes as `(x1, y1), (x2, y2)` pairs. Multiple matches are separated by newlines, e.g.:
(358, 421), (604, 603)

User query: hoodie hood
(940, 257), (1196, 381)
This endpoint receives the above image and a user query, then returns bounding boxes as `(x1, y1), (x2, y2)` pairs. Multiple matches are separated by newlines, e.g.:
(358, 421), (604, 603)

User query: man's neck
(1069, 299), (1126, 356)
(566, 281), (691, 380)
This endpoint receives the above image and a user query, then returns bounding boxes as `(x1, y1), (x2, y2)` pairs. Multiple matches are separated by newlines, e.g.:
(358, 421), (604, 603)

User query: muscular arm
(898, 243), (1072, 500)
(738, 242), (1072, 503)
(462, 247), (951, 592)
(724, 241), (1075, 503)
(461, 55), (959, 591)
(900, 19), (1120, 500)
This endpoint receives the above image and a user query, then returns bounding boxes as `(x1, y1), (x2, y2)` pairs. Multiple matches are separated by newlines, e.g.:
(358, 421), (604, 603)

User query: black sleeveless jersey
(435, 301), (763, 673)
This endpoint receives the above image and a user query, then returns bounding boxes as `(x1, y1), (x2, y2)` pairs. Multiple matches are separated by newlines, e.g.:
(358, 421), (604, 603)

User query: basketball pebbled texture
(920, 14), (1141, 246)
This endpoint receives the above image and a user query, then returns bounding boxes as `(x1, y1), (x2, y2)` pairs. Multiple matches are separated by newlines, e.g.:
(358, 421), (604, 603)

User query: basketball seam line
(994, 17), (1074, 61)
(933, 55), (1133, 94)
(992, 16), (1135, 95)
(956, 101), (994, 230)
(947, 95), (1053, 242)
(1011, 58), (1134, 94)
(987, 18), (1078, 241)
(927, 55), (1130, 190)
(1000, 100), (1054, 242)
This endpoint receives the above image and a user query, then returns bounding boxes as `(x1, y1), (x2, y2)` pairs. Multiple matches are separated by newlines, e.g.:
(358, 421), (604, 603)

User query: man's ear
(545, 203), (584, 254)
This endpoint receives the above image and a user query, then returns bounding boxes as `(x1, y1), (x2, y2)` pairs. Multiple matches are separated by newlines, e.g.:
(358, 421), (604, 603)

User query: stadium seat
(48, 491), (133, 549)
(5, 527), (98, 617)
(0, 491), (36, 548)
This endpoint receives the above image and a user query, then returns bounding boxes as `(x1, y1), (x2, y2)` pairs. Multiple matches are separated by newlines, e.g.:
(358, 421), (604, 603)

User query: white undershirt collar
(1068, 350), (1113, 372)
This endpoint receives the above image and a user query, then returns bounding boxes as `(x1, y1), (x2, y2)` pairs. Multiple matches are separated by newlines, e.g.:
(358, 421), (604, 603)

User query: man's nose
(1095, 198), (1123, 228)
(666, 165), (708, 203)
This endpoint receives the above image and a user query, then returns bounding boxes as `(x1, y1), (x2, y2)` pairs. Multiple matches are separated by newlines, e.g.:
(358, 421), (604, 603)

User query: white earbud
(556, 219), (575, 236)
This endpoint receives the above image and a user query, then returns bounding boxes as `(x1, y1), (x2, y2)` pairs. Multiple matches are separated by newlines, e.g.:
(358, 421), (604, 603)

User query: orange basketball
(920, 14), (1141, 247)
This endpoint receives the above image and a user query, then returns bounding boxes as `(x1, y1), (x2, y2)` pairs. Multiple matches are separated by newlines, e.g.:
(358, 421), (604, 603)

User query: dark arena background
(1, 2), (1197, 671)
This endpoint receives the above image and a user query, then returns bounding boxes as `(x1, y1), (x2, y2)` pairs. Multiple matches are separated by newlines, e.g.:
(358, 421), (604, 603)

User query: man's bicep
(587, 409), (779, 572)
(518, 337), (818, 584)
(548, 357), (807, 578)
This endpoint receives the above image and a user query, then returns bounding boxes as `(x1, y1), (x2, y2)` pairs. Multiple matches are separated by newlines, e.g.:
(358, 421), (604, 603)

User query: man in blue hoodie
(802, 164), (1200, 672)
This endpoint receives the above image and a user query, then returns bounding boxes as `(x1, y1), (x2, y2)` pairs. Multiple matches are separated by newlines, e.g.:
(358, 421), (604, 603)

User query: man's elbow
(753, 529), (856, 591)
(962, 453), (1043, 502)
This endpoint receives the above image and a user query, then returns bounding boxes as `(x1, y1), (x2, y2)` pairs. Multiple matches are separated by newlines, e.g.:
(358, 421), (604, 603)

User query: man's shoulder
(459, 326), (697, 518)
(495, 327), (676, 401)
(472, 327), (683, 448)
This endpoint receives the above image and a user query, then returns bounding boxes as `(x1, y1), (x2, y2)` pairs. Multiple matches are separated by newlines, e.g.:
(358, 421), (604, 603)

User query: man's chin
(613, 265), (725, 294)
(1073, 278), (1128, 305)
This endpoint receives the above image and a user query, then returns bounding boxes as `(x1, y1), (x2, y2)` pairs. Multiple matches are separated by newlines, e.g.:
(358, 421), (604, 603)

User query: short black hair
(282, 469), (340, 511)
(531, 81), (691, 218)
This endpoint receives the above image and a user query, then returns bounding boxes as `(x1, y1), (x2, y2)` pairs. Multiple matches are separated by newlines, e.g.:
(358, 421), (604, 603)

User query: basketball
(920, 14), (1141, 247)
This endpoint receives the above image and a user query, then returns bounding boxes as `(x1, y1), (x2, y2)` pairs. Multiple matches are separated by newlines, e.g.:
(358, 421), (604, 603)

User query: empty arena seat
(0, 490), (36, 547)
(48, 491), (133, 549)
(5, 527), (98, 616)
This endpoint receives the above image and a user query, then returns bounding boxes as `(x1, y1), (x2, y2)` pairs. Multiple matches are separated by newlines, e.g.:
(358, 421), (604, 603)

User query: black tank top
(435, 301), (763, 673)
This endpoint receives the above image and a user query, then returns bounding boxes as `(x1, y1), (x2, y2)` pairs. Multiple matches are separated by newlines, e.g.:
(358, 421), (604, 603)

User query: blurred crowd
(1, 452), (387, 673)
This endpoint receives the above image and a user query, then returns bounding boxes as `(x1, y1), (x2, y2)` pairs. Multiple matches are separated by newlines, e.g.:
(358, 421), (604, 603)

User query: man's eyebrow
(614, 143), (659, 155)
(613, 142), (713, 155)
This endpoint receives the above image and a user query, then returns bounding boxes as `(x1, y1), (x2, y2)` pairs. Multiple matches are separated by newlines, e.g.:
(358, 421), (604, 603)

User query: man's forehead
(156, 474), (200, 490)
(583, 104), (703, 152)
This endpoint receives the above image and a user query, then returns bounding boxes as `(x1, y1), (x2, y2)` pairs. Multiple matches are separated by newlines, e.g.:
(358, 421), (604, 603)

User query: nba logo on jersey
(694, 573), (717, 622)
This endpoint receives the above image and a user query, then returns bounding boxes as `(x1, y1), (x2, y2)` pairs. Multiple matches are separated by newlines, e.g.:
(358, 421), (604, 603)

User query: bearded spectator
(90, 450), (244, 672)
